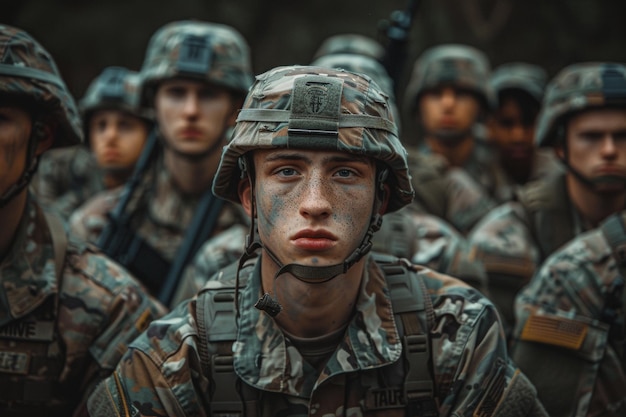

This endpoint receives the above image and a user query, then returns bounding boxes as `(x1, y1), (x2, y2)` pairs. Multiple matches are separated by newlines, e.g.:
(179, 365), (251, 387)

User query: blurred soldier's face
(418, 85), (481, 139)
(0, 105), (32, 196)
(240, 149), (377, 267)
(558, 108), (626, 193)
(89, 110), (149, 172)
(490, 97), (536, 163)
(154, 79), (238, 156)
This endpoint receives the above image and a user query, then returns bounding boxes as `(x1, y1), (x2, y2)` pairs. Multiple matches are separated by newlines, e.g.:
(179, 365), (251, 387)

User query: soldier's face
(418, 86), (481, 136)
(241, 149), (377, 267)
(489, 97), (536, 162)
(0, 105), (32, 196)
(154, 79), (239, 156)
(559, 108), (626, 192)
(89, 109), (149, 172)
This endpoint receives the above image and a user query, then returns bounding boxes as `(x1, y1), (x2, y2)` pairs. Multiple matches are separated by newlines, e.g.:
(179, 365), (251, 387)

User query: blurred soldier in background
(81, 20), (253, 307)
(0, 24), (166, 417)
(69, 66), (153, 242)
(488, 62), (561, 201)
(404, 43), (504, 201)
(469, 62), (626, 334)
(511, 210), (626, 416)
(87, 64), (547, 417)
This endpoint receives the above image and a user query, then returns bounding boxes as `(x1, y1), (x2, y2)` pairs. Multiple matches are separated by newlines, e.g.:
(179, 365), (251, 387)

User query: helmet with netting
(404, 43), (495, 117)
(213, 65), (414, 213)
(139, 20), (254, 106)
(535, 62), (626, 147)
(0, 24), (82, 148)
(490, 62), (547, 103)
(312, 33), (385, 62)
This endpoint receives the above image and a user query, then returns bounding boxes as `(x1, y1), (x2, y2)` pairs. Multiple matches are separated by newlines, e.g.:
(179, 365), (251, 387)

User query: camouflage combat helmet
(139, 20), (253, 106)
(312, 33), (385, 62)
(213, 65), (414, 213)
(404, 43), (495, 116)
(0, 24), (82, 148)
(81, 66), (151, 122)
(490, 62), (547, 103)
(310, 53), (402, 133)
(536, 62), (626, 147)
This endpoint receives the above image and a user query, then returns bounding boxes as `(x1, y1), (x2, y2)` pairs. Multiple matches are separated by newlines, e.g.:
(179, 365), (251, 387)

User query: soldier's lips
(291, 229), (337, 251)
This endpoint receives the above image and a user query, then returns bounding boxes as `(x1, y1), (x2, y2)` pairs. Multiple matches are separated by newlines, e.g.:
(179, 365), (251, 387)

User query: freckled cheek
(255, 183), (297, 238)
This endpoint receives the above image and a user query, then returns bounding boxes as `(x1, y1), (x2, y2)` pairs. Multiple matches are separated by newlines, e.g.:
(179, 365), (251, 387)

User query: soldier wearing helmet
(404, 44), (504, 200)
(68, 67), (154, 244)
(469, 62), (626, 335)
(0, 25), (167, 417)
(487, 62), (561, 201)
(87, 65), (547, 417)
(80, 20), (254, 306)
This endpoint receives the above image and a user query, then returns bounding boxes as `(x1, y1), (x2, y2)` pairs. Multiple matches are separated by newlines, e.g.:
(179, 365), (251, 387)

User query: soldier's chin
(591, 175), (626, 193)
(431, 129), (467, 146)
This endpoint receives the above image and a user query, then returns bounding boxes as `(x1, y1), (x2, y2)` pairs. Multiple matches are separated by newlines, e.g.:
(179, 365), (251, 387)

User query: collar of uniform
(233, 255), (402, 398)
(0, 198), (58, 323)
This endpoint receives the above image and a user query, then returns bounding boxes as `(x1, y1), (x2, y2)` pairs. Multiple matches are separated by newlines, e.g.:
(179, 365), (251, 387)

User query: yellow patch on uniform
(520, 314), (588, 350)
(135, 308), (153, 332)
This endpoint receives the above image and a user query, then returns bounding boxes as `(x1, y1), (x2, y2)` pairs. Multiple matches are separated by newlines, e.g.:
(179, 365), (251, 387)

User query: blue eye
(278, 168), (297, 177)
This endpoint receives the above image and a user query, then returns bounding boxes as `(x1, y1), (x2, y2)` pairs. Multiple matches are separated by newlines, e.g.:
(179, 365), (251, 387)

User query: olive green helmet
(213, 65), (414, 213)
(312, 33), (385, 62)
(81, 66), (151, 120)
(490, 62), (547, 103)
(139, 20), (254, 106)
(0, 24), (82, 148)
(404, 43), (495, 116)
(535, 62), (626, 147)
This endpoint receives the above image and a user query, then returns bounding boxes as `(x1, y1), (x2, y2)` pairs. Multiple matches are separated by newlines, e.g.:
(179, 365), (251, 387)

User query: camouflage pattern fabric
(0, 197), (167, 416)
(489, 62), (547, 104)
(468, 170), (595, 333)
(511, 223), (626, 416)
(406, 151), (495, 234)
(30, 145), (105, 222)
(87, 255), (546, 416)
(311, 33), (385, 61)
(69, 151), (249, 259)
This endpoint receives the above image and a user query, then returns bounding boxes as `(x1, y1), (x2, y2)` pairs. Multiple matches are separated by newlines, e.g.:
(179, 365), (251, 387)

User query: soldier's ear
(238, 177), (253, 216)
(35, 123), (55, 156)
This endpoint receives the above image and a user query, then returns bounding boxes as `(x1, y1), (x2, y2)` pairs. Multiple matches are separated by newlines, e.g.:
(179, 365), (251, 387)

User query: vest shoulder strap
(197, 255), (438, 416)
(516, 173), (574, 259)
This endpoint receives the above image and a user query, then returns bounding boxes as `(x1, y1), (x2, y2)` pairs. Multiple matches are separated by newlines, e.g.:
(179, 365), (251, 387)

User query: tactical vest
(515, 171), (577, 261)
(0, 212), (69, 417)
(195, 253), (439, 417)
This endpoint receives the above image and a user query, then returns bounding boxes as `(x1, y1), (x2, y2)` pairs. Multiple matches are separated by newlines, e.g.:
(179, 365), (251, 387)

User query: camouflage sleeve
(87, 300), (207, 417)
(509, 230), (624, 416)
(421, 273), (547, 416)
(409, 212), (488, 294)
(444, 167), (496, 234)
(60, 244), (168, 414)
(68, 188), (121, 244)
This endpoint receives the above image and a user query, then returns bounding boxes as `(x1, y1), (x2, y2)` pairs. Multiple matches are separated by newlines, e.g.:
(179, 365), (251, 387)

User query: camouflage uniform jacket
(511, 227), (626, 416)
(30, 145), (104, 223)
(68, 153), (249, 260)
(0, 197), (167, 416)
(467, 170), (599, 331)
(407, 151), (495, 235)
(87, 255), (547, 417)
(491, 149), (563, 203)
(170, 208), (488, 307)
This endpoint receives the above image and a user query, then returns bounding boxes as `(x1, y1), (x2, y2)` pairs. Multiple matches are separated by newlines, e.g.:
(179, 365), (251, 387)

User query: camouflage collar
(0, 199), (58, 324)
(233, 255), (402, 398)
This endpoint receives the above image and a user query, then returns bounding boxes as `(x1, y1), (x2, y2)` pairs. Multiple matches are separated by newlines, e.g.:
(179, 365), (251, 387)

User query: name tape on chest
(364, 387), (405, 410)
(0, 351), (30, 374)
(0, 320), (55, 342)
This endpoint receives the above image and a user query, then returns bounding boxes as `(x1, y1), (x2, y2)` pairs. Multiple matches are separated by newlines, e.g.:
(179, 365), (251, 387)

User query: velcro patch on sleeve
(520, 314), (588, 350)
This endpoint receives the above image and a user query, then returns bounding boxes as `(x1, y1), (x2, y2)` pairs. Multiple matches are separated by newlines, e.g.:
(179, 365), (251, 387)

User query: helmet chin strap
(242, 162), (388, 317)
(560, 145), (626, 192)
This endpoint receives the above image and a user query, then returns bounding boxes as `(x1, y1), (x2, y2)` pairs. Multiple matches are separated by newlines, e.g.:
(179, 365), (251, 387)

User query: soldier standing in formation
(0, 24), (166, 417)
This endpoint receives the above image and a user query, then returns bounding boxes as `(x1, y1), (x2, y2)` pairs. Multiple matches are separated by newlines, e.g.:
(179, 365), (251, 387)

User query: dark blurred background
(3, 0), (626, 108)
